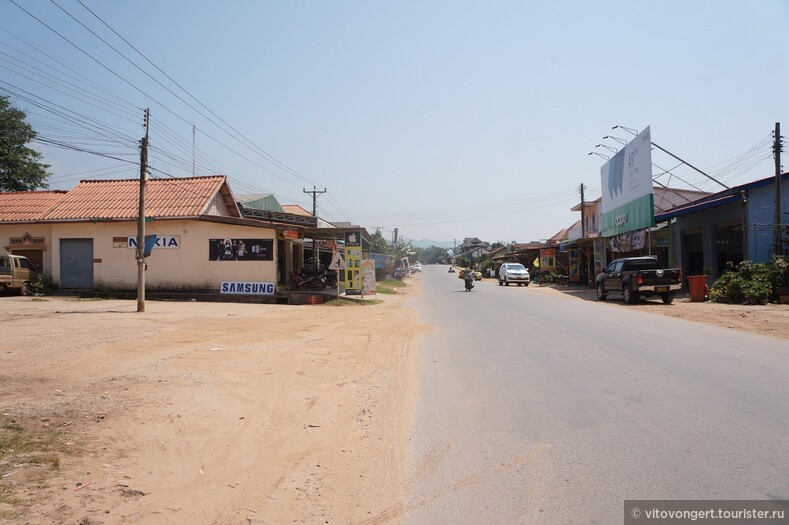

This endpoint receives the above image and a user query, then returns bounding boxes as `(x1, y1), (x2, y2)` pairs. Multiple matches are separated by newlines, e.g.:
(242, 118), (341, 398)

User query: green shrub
(709, 258), (788, 304)
(31, 271), (53, 294)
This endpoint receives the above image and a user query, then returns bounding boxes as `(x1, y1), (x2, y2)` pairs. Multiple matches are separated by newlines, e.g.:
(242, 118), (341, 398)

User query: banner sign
(569, 248), (580, 283)
(609, 229), (646, 252)
(210, 238), (273, 261)
(594, 237), (606, 276)
(540, 249), (557, 271)
(344, 231), (362, 294)
(361, 259), (376, 296)
(220, 281), (275, 295)
(600, 127), (654, 236)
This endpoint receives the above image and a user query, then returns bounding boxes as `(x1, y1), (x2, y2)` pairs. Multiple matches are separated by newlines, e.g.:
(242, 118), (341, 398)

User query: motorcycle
(464, 272), (474, 291)
(287, 267), (328, 291)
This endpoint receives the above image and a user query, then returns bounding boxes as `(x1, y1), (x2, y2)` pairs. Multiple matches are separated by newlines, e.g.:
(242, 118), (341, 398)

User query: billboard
(210, 238), (273, 261)
(344, 230), (362, 295)
(600, 127), (654, 237)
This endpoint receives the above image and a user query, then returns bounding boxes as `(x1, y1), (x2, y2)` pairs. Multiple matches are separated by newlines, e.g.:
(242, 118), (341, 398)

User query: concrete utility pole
(137, 109), (150, 313)
(192, 124), (196, 177)
(303, 186), (326, 218)
(580, 183), (586, 238)
(774, 122), (783, 257)
(303, 186), (326, 265)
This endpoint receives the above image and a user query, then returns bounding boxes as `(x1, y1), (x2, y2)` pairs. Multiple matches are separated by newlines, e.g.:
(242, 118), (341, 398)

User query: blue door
(60, 238), (93, 288)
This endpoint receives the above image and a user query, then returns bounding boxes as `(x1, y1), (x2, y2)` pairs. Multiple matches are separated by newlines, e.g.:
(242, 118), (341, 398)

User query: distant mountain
(410, 238), (453, 249)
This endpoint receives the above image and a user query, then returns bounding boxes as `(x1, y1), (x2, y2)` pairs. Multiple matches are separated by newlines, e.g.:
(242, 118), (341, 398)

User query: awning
(655, 194), (741, 222)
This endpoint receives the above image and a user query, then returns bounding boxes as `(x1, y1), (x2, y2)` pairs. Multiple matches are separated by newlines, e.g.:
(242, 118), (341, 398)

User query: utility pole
(137, 109), (150, 313)
(580, 183), (589, 282)
(303, 186), (326, 218)
(774, 122), (783, 257)
(580, 183), (586, 238)
(303, 186), (326, 266)
(192, 124), (196, 177)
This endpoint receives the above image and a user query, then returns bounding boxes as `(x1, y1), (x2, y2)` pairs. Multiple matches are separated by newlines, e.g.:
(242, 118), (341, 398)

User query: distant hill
(410, 238), (453, 249)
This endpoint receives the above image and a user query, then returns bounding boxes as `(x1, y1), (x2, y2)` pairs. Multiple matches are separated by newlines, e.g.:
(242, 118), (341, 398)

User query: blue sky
(1, 1), (786, 245)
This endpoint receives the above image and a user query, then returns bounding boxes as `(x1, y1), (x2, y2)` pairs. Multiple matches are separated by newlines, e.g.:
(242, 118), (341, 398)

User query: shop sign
(128, 236), (180, 248)
(220, 281), (275, 295)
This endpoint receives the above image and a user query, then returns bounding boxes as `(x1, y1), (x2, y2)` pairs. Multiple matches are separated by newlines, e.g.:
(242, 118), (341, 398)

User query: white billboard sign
(600, 127), (654, 237)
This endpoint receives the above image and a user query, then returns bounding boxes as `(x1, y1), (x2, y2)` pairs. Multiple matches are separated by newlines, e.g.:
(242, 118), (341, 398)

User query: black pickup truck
(595, 256), (682, 304)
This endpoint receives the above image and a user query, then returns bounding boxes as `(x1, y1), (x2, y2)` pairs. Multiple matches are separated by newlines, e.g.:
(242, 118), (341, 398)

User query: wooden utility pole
(137, 109), (150, 313)
(774, 122), (783, 258)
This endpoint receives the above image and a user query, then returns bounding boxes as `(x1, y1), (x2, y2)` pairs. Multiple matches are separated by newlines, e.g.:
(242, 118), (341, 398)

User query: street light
(588, 151), (609, 160)
(602, 135), (628, 145)
(612, 124), (729, 190)
(612, 124), (639, 135)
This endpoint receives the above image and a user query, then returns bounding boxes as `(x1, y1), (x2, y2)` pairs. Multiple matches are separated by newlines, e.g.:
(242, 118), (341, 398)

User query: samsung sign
(220, 281), (275, 295)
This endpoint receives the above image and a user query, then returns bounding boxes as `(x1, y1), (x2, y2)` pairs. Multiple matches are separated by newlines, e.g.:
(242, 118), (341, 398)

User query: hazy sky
(1, 1), (787, 245)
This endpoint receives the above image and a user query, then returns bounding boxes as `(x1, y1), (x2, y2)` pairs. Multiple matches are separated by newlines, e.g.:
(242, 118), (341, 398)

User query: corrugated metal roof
(238, 193), (284, 213)
(282, 204), (312, 217)
(0, 191), (68, 221)
(37, 176), (238, 220)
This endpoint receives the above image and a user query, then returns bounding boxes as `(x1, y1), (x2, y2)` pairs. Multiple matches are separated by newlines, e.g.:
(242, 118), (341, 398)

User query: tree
(0, 95), (49, 191)
(370, 228), (388, 254)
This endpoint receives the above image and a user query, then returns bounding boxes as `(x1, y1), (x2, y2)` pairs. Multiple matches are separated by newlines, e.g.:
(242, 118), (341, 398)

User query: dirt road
(1, 276), (786, 524)
(1, 289), (419, 525)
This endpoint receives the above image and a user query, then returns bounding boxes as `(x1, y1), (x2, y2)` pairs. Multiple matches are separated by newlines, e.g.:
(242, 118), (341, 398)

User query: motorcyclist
(464, 266), (475, 290)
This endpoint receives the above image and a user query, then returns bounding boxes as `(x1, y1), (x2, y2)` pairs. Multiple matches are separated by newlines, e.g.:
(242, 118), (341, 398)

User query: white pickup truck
(0, 253), (38, 295)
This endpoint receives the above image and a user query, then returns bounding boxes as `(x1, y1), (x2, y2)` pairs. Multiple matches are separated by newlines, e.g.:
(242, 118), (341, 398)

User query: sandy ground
(1, 286), (420, 525)
(1, 275), (787, 525)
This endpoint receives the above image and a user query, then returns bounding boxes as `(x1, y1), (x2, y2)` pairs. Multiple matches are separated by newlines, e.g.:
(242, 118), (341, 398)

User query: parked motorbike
(287, 267), (328, 291)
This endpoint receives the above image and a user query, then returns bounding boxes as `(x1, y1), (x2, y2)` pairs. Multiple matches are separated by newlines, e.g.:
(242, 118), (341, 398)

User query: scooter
(287, 267), (328, 291)
(464, 276), (474, 291)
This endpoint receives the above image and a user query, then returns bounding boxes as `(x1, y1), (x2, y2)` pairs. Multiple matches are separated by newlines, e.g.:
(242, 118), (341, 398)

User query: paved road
(404, 265), (789, 524)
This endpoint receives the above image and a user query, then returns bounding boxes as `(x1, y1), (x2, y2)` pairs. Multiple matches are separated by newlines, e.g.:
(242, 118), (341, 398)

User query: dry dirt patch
(531, 283), (789, 340)
(1, 286), (421, 525)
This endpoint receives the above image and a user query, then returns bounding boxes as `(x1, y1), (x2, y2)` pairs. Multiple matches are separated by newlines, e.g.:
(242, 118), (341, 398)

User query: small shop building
(0, 176), (315, 296)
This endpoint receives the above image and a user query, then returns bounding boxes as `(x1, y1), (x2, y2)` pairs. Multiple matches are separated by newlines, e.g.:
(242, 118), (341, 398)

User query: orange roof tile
(0, 191), (68, 221)
(282, 204), (313, 217)
(39, 176), (239, 221)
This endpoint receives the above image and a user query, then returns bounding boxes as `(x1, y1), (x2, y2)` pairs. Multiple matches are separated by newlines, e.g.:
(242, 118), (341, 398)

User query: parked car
(413, 262), (422, 272)
(595, 256), (681, 304)
(498, 263), (530, 286)
(0, 253), (37, 295)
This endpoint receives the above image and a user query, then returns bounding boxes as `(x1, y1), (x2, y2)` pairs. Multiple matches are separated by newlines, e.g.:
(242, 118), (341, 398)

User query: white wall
(2, 219), (278, 290)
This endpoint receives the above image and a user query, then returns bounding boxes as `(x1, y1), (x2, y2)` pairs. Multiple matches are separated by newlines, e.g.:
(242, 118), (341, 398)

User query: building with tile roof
(0, 176), (312, 295)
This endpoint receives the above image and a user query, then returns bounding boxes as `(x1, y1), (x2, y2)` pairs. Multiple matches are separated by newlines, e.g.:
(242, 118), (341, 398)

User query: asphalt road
(404, 265), (789, 524)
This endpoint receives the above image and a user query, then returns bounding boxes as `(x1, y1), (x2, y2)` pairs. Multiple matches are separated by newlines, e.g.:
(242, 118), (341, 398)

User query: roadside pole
(137, 109), (149, 313)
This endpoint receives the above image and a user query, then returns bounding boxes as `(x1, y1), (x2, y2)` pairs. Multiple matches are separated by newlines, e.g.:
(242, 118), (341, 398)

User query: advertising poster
(540, 248), (557, 271)
(209, 238), (273, 261)
(569, 248), (580, 283)
(594, 238), (606, 276)
(344, 231), (362, 295)
(361, 259), (376, 297)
